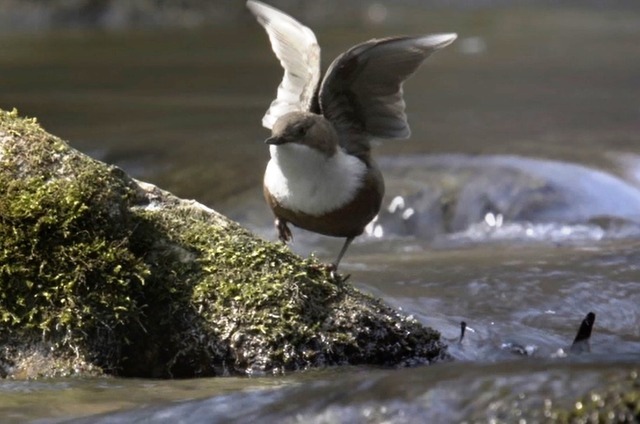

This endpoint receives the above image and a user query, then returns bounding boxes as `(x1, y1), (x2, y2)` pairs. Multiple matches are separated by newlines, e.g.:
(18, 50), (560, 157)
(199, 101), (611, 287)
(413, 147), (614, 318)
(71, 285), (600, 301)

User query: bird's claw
(325, 264), (351, 282)
(275, 218), (293, 243)
(307, 262), (349, 282)
(332, 270), (350, 282)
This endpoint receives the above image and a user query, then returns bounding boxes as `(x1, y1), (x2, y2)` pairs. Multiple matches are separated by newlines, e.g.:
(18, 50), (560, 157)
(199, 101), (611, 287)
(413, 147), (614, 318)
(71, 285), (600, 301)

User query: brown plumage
(264, 159), (384, 239)
(248, 1), (456, 270)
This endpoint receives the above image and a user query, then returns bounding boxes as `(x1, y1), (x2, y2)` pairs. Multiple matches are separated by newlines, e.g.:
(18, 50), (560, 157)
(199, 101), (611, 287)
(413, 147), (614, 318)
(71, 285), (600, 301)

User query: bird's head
(266, 112), (339, 157)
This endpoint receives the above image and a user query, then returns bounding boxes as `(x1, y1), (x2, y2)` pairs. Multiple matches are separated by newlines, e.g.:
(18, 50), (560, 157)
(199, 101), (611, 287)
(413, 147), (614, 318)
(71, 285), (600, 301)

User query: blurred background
(3, 0), (640, 274)
(1, 1), (638, 211)
(1, 1), (639, 214)
(1, 1), (639, 32)
(1, 1), (640, 422)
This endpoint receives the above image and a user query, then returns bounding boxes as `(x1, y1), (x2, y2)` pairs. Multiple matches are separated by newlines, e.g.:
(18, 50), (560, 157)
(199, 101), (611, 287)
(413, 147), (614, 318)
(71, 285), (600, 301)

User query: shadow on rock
(0, 109), (446, 378)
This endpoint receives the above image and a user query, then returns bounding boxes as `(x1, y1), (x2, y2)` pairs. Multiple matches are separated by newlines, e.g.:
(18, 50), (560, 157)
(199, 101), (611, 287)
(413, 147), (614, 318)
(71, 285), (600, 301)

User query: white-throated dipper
(247, 0), (456, 271)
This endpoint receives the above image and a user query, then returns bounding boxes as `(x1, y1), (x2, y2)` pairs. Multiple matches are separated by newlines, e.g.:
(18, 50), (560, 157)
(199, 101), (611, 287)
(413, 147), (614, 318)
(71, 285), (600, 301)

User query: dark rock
(0, 108), (447, 378)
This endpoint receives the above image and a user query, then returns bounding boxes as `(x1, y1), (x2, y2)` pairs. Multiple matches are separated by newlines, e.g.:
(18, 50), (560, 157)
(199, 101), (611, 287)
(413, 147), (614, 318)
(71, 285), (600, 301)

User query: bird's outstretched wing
(247, 0), (321, 129)
(319, 34), (457, 156)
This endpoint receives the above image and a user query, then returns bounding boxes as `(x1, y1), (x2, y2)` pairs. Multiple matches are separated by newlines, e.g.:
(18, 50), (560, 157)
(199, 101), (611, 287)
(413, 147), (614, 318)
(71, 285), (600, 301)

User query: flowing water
(1, 5), (639, 423)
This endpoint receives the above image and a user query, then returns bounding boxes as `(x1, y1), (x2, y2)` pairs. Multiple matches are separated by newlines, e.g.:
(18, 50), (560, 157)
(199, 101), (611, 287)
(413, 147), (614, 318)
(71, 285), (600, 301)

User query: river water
(1, 5), (639, 423)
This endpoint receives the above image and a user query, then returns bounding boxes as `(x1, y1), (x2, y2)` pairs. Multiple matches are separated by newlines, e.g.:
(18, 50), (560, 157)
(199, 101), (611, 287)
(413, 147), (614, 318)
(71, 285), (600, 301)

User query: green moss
(493, 369), (640, 423)
(548, 370), (640, 424)
(0, 109), (149, 373)
(0, 108), (445, 378)
(121, 208), (443, 376)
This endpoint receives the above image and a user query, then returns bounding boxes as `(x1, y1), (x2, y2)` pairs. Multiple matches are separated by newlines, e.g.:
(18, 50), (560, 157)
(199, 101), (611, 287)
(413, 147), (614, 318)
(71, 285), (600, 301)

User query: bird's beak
(264, 136), (287, 145)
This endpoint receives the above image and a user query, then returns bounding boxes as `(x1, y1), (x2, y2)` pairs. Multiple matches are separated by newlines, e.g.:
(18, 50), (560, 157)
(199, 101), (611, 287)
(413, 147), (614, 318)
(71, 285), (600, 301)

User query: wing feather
(247, 1), (321, 129)
(319, 34), (457, 154)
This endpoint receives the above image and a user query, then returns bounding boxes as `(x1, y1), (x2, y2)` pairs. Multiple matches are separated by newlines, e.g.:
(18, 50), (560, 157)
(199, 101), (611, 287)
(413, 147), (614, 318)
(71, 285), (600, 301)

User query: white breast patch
(264, 144), (367, 216)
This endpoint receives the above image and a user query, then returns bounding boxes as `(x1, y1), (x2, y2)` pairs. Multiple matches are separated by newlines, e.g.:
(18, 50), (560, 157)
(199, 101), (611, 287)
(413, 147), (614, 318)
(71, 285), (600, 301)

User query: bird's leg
(275, 218), (293, 243)
(330, 236), (354, 273)
(307, 237), (354, 281)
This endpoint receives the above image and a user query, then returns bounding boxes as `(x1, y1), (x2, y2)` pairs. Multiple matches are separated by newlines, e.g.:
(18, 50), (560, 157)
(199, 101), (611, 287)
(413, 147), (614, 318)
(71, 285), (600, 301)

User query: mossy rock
(483, 368), (640, 424)
(548, 370), (640, 424)
(0, 108), (446, 378)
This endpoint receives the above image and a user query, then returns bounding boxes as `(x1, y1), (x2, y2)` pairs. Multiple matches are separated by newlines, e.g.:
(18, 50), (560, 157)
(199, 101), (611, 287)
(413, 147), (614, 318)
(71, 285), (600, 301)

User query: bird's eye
(286, 123), (309, 139)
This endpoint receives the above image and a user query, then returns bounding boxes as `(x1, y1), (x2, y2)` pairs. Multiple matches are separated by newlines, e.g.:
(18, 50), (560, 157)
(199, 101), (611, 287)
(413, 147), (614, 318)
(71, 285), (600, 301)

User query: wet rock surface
(0, 109), (446, 378)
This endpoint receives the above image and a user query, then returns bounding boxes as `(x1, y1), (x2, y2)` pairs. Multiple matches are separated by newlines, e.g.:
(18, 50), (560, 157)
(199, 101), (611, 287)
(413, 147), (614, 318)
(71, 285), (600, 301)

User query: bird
(247, 0), (456, 271)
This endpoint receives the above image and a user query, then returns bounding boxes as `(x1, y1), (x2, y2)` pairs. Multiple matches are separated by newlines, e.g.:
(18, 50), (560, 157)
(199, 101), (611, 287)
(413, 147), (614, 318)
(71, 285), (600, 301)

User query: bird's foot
(332, 270), (351, 283)
(308, 262), (350, 282)
(275, 218), (293, 243)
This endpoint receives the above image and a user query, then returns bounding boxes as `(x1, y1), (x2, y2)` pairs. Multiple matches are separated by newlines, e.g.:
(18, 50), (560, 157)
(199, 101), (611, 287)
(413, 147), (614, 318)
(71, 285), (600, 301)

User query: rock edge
(0, 108), (447, 378)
